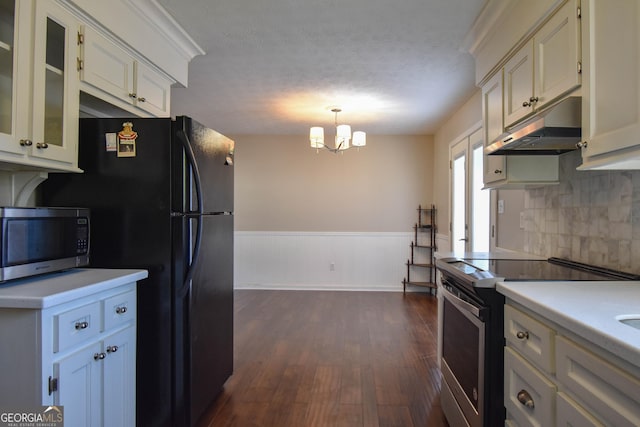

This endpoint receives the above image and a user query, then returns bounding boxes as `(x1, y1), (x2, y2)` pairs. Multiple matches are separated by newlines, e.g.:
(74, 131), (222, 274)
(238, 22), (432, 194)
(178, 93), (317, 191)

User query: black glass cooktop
(463, 257), (639, 281)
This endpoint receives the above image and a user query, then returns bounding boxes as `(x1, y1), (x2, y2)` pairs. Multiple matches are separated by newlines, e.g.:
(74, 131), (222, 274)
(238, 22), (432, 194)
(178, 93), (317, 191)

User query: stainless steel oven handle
(441, 281), (482, 318)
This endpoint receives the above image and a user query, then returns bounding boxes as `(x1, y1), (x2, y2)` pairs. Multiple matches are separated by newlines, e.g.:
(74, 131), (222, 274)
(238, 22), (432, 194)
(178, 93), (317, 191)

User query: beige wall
(231, 134), (434, 232)
(432, 89), (483, 238)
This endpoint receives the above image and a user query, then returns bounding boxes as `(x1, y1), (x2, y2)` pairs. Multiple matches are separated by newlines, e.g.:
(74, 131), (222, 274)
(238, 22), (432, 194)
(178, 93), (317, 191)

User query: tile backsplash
(523, 151), (640, 274)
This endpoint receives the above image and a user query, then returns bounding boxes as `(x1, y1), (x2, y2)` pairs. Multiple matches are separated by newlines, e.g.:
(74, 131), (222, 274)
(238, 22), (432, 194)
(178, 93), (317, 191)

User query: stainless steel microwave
(0, 207), (89, 282)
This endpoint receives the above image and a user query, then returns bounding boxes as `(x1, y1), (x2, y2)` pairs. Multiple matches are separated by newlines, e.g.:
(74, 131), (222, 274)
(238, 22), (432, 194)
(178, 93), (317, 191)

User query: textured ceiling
(157, 0), (487, 136)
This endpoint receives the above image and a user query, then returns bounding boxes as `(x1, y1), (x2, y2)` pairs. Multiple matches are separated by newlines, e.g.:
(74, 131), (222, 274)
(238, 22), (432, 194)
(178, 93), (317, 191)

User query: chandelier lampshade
(309, 108), (365, 154)
(310, 127), (324, 148)
(352, 131), (366, 147)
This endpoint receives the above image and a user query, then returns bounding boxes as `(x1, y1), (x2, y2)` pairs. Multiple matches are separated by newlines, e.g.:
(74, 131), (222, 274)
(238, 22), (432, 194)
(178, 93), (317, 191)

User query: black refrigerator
(41, 116), (234, 427)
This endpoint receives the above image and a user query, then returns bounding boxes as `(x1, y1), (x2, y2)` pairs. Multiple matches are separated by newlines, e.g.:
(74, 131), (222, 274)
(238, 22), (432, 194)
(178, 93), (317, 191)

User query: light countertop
(434, 250), (545, 260)
(0, 268), (148, 309)
(497, 280), (640, 368)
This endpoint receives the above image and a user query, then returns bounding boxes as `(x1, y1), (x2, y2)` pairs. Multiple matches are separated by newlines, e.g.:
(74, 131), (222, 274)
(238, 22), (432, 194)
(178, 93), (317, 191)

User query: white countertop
(434, 250), (545, 260)
(0, 268), (148, 309)
(497, 280), (640, 368)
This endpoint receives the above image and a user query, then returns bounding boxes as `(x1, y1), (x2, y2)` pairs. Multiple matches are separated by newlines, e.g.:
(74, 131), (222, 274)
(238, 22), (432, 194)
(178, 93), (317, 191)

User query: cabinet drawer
(103, 289), (136, 331)
(54, 301), (101, 353)
(555, 336), (640, 426)
(504, 346), (556, 427)
(556, 391), (603, 427)
(505, 304), (555, 374)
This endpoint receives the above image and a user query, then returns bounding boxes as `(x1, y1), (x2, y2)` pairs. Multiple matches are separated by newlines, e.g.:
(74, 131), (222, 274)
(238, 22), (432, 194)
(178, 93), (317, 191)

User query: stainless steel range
(435, 257), (639, 427)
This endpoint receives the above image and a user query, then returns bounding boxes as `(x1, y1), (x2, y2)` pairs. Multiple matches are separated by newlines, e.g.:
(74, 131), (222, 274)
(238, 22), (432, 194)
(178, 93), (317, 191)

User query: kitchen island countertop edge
(497, 280), (640, 369)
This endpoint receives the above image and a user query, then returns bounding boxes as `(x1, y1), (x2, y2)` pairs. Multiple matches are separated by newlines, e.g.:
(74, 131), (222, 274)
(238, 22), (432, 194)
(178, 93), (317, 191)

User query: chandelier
(309, 108), (366, 153)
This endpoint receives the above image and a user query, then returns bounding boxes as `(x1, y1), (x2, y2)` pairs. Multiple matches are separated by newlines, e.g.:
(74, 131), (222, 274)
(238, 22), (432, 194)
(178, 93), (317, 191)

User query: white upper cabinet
(482, 70), (507, 184)
(578, 0), (640, 169)
(504, 41), (535, 127)
(0, 0), (80, 171)
(0, 0), (201, 175)
(0, 0), (32, 157)
(504, 0), (581, 129)
(534, 1), (581, 112)
(30, 0), (80, 169)
(482, 54), (561, 189)
(80, 25), (172, 118)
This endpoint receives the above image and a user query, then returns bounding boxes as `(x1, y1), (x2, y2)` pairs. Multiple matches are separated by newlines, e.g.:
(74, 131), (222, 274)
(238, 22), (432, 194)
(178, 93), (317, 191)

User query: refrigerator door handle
(176, 130), (204, 297)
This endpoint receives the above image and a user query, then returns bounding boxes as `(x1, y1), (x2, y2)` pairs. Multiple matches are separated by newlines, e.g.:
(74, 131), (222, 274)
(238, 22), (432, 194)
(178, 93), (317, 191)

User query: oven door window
(442, 296), (483, 412)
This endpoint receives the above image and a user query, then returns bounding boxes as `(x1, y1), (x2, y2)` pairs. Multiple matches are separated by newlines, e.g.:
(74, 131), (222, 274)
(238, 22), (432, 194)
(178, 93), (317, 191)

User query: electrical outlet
(498, 199), (504, 214)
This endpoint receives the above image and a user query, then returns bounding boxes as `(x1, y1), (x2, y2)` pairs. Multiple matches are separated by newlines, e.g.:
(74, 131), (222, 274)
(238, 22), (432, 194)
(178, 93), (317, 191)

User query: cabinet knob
(517, 389), (535, 408)
(516, 331), (530, 340)
(138, 97), (146, 103)
(106, 345), (119, 353)
(576, 141), (588, 149)
(128, 93), (137, 99)
(94, 352), (106, 360)
(115, 306), (128, 314)
(36, 142), (49, 149)
(494, 169), (503, 174)
(522, 97), (539, 107)
(19, 139), (33, 147)
(75, 321), (89, 330)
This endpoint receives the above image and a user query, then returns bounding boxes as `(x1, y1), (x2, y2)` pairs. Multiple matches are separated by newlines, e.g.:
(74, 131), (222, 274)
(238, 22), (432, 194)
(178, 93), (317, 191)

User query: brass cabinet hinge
(577, 6), (581, 19)
(77, 58), (84, 71)
(577, 61), (582, 74)
(48, 376), (58, 395)
(77, 31), (84, 45)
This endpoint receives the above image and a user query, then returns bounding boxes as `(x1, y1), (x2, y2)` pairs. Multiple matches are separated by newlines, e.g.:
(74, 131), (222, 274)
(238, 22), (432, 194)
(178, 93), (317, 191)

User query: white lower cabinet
(55, 325), (135, 427)
(504, 346), (556, 427)
(0, 279), (137, 427)
(556, 392), (603, 427)
(555, 335), (640, 426)
(504, 302), (640, 427)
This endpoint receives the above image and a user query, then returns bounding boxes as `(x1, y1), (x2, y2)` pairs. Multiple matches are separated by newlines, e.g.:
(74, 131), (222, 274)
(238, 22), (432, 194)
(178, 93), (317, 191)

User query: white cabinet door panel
(55, 341), (102, 427)
(82, 26), (135, 104)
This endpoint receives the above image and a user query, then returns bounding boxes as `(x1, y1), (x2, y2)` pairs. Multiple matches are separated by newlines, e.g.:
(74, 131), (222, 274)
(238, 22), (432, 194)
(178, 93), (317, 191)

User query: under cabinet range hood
(485, 97), (582, 155)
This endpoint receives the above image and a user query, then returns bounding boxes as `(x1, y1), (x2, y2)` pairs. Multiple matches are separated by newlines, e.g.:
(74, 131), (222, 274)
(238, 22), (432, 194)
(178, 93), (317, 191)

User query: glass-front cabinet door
(31, 0), (79, 167)
(0, 0), (33, 156)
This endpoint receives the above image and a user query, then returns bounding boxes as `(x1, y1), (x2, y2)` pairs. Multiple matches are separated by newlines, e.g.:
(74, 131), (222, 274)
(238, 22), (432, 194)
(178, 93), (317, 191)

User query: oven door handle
(441, 281), (484, 319)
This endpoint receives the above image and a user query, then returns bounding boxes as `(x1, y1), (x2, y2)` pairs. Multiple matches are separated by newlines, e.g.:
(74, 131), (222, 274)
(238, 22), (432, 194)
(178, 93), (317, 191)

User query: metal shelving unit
(403, 205), (437, 294)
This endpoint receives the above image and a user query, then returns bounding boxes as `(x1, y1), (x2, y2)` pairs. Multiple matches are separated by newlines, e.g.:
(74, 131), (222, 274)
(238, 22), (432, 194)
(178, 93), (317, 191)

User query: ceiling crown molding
(125, 0), (205, 60)
(460, 0), (513, 57)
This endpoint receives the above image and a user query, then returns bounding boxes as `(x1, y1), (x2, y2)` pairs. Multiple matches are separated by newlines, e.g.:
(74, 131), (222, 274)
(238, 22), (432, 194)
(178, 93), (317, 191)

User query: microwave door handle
(176, 130), (203, 298)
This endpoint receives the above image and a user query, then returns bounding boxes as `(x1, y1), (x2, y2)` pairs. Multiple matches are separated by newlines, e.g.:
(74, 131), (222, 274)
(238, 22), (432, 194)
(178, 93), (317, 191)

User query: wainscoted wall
(523, 151), (640, 273)
(231, 134), (435, 291)
(235, 231), (417, 291)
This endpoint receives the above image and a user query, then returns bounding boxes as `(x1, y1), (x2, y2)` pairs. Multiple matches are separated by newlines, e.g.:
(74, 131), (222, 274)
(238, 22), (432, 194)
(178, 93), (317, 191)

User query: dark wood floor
(197, 290), (448, 427)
